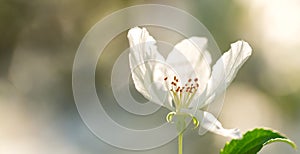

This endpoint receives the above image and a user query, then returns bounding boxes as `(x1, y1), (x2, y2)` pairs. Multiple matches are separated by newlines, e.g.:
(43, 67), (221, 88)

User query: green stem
(178, 132), (183, 154)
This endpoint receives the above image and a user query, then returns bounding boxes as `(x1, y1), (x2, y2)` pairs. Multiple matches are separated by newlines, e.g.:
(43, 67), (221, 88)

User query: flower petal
(195, 110), (242, 139)
(127, 27), (172, 107)
(204, 40), (252, 107)
(166, 37), (212, 93)
(127, 27), (165, 67)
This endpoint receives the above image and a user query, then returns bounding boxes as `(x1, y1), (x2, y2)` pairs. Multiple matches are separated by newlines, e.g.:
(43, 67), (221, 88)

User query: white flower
(127, 27), (252, 139)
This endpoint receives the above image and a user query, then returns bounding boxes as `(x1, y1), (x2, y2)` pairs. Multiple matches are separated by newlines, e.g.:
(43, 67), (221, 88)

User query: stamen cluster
(164, 76), (199, 93)
(164, 75), (200, 110)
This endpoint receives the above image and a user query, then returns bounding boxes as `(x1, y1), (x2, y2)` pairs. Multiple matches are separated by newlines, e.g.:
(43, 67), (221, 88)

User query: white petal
(127, 27), (165, 66)
(221, 40), (252, 84)
(127, 27), (172, 107)
(205, 40), (252, 106)
(166, 37), (212, 93)
(195, 111), (242, 139)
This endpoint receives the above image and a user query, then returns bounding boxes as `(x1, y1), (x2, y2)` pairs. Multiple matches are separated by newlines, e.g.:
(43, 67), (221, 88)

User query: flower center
(164, 76), (199, 111)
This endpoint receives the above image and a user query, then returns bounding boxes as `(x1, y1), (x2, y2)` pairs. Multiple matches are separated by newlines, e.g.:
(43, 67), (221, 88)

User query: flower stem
(178, 132), (183, 154)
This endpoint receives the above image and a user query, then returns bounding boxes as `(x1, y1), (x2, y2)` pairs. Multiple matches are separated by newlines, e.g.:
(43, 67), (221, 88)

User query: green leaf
(220, 128), (297, 154)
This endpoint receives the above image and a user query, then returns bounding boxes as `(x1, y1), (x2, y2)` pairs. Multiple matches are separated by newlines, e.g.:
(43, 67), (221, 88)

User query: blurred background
(1, 0), (300, 153)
